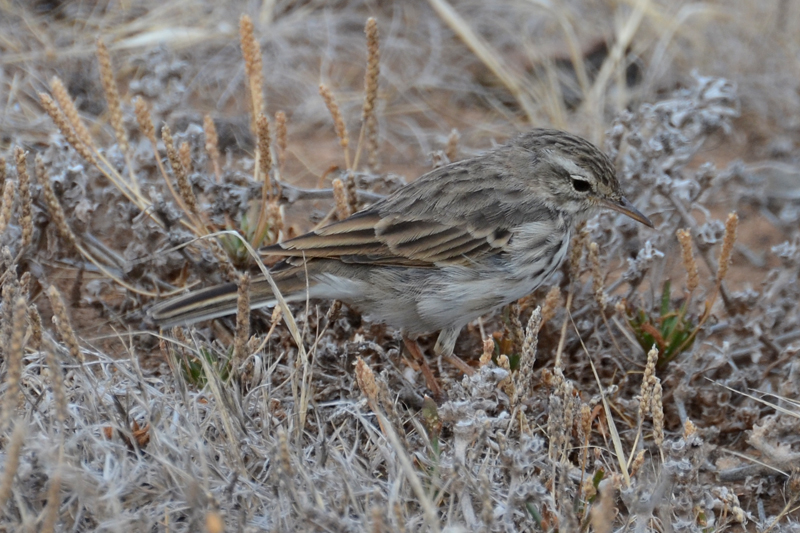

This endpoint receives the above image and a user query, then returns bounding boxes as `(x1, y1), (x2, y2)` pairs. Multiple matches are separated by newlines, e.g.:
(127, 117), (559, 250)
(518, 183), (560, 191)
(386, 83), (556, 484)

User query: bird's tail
(149, 268), (312, 328)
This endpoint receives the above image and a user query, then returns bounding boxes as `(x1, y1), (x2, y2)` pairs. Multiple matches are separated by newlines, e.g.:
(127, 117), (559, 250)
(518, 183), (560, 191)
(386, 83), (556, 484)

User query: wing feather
(258, 157), (540, 267)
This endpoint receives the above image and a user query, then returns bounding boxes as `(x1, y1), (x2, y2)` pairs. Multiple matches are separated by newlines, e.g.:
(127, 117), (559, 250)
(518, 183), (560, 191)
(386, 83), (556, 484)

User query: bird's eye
(570, 177), (592, 193)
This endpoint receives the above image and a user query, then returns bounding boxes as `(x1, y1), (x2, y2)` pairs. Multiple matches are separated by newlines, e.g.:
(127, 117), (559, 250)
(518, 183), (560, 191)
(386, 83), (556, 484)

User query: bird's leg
(434, 327), (475, 376)
(402, 336), (443, 399)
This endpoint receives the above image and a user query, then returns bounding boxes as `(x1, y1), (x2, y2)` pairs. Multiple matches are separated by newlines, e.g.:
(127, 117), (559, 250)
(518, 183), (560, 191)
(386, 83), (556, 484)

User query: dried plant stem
(96, 39), (128, 154)
(332, 178), (351, 220)
(541, 286), (561, 325)
(134, 96), (156, 144)
(40, 461), (63, 533)
(274, 111), (288, 173)
(49, 77), (95, 152)
(14, 148), (33, 249)
(28, 304), (43, 350)
(577, 403), (592, 502)
(638, 345), (658, 423)
(1, 296), (27, 431)
(203, 115), (222, 182)
(0, 180), (16, 236)
(40, 170), (78, 253)
(266, 201), (283, 245)
(513, 307), (542, 405)
(666, 192), (733, 309)
(571, 313), (631, 488)
(715, 213), (738, 287)
(319, 84), (351, 170)
(588, 242), (607, 309)
(44, 339), (68, 427)
(553, 290), (573, 370)
(345, 172), (358, 214)
(674, 212), (739, 356)
(239, 15), (265, 134)
(676, 228), (699, 294)
(162, 126), (198, 217)
(253, 114), (275, 246)
(96, 39), (140, 194)
(445, 129), (460, 163)
(353, 17), (380, 171)
(40, 92), (152, 218)
(256, 113), (273, 183)
(0, 422), (26, 509)
(0, 157), (6, 191)
(355, 357), (381, 417)
(178, 142), (192, 175)
(39, 93), (98, 167)
(652, 378), (664, 456)
(134, 98), (203, 231)
(48, 286), (83, 363)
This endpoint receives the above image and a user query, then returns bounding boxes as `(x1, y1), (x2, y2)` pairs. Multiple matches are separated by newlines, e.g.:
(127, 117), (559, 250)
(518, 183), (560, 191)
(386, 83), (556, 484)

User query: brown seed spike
(239, 15), (264, 134)
(0, 296), (27, 431)
(40, 167), (78, 252)
(362, 18), (381, 171)
(203, 115), (221, 181)
(14, 147), (33, 249)
(134, 97), (156, 144)
(319, 84), (351, 169)
(716, 212), (738, 285)
(47, 286), (83, 363)
(274, 111), (287, 169)
(162, 125), (198, 216)
(178, 142), (192, 175)
(445, 129), (460, 163)
(0, 178), (15, 237)
(96, 38), (128, 154)
(256, 113), (272, 181)
(332, 178), (350, 221)
(676, 228), (699, 294)
(39, 93), (98, 166)
(50, 76), (95, 150)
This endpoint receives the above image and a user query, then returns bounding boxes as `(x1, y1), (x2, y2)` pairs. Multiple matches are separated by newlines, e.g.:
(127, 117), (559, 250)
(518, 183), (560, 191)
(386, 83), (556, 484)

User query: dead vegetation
(1, 1), (799, 531)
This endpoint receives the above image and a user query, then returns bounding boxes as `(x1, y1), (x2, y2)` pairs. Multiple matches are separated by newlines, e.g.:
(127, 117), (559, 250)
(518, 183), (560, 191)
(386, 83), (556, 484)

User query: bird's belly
(308, 227), (570, 335)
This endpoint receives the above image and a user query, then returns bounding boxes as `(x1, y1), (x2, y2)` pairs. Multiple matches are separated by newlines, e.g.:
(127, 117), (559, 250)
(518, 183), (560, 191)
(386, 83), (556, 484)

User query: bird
(149, 128), (653, 359)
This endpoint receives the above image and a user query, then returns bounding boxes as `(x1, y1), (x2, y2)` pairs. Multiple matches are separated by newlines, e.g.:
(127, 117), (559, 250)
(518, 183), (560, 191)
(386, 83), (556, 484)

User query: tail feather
(149, 267), (314, 328)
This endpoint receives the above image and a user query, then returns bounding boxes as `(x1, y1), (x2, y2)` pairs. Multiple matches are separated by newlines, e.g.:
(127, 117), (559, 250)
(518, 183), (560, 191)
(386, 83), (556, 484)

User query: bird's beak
(603, 196), (654, 228)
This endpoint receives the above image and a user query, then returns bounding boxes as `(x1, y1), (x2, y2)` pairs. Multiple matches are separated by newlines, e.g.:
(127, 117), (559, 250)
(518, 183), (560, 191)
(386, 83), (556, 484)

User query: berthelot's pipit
(150, 129), (653, 358)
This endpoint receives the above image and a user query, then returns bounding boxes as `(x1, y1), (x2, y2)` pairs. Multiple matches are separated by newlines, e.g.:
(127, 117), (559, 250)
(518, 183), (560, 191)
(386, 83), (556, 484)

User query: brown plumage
(150, 129), (652, 356)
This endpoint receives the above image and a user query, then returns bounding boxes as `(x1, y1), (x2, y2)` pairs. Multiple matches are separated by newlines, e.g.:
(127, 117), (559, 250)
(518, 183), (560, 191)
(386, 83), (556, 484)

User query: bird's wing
(260, 158), (540, 267)
(260, 208), (513, 268)
(260, 155), (554, 267)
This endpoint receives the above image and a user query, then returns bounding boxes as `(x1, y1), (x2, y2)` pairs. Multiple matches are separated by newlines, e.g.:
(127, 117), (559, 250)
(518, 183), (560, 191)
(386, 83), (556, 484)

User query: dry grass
(1, 1), (799, 531)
